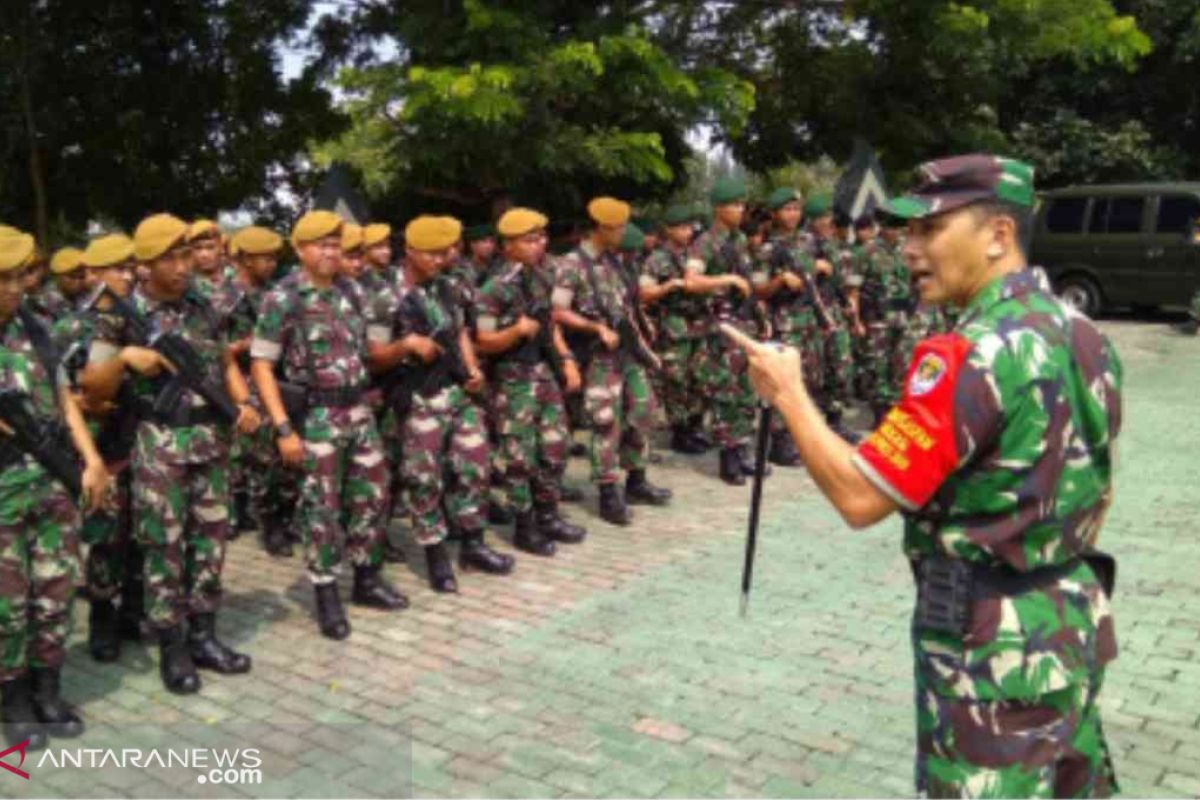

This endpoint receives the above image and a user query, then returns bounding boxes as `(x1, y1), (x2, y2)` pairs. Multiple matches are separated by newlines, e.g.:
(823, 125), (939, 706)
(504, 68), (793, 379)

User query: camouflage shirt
(552, 241), (631, 323)
(878, 240), (912, 309)
(854, 268), (1122, 701)
(851, 240), (889, 322)
(476, 261), (559, 380)
(640, 244), (708, 341)
(0, 312), (63, 488)
(759, 229), (819, 334)
(25, 284), (75, 327)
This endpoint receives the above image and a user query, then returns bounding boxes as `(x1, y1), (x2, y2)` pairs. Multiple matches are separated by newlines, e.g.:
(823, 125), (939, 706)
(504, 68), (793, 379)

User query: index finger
(719, 323), (767, 355)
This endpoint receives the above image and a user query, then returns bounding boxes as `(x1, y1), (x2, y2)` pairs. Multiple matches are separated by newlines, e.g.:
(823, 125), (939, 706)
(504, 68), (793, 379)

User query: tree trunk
(18, 26), (49, 246)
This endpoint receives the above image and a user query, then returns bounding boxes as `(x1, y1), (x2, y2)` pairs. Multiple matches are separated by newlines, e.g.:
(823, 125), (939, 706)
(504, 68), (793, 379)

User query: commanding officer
(553, 198), (671, 526)
(475, 208), (584, 554)
(726, 156), (1121, 798)
(640, 205), (706, 454)
(84, 214), (260, 694)
(0, 228), (108, 749)
(251, 210), (406, 642)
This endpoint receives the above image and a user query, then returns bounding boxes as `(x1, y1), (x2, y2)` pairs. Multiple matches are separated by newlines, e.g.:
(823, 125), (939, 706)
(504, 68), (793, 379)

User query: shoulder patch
(908, 351), (948, 397)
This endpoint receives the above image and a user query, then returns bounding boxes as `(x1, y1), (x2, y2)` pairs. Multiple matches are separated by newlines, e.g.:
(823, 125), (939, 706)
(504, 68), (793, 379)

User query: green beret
(464, 224), (495, 242)
(766, 187), (803, 211)
(662, 205), (694, 227)
(710, 177), (747, 206)
(804, 191), (834, 218)
(619, 224), (645, 252)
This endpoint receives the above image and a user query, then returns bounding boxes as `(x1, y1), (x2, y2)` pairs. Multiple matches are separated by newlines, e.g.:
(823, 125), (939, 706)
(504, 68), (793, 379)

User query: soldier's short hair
(970, 201), (1033, 257)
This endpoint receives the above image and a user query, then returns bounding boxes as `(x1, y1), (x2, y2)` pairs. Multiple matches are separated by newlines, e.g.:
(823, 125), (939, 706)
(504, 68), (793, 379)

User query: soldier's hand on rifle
(235, 403), (261, 435)
(597, 324), (620, 351)
(562, 359), (582, 394)
(277, 432), (304, 468)
(782, 272), (806, 292)
(81, 459), (110, 515)
(464, 367), (485, 395)
(515, 315), (541, 340)
(725, 275), (752, 297)
(406, 334), (442, 364)
(120, 346), (175, 376)
(814, 258), (834, 276)
(227, 337), (252, 359)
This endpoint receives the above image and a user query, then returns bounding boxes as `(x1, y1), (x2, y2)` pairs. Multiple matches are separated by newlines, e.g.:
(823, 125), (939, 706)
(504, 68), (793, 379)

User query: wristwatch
(275, 420), (294, 439)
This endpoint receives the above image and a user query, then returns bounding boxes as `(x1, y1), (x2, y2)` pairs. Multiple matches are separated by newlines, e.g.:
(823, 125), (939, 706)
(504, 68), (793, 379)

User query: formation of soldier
(0, 183), (947, 749)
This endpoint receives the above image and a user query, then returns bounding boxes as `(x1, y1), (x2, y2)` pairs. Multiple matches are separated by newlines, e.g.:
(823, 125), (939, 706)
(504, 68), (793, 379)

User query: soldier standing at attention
(83, 213), (261, 694)
(553, 198), (671, 526)
(726, 156), (1121, 798)
(463, 224), (502, 287)
(187, 219), (226, 300)
(251, 211), (407, 641)
(0, 228), (109, 749)
(35, 248), (89, 324)
(475, 208), (585, 554)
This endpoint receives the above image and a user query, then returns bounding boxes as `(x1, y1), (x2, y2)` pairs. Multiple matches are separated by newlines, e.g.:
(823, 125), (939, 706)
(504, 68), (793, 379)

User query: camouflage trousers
(493, 362), (568, 513)
(375, 401), (407, 524)
(657, 335), (705, 427)
(0, 475), (81, 680)
(585, 353), (657, 483)
(239, 409), (301, 533)
(83, 465), (135, 601)
(400, 385), (489, 546)
(854, 320), (892, 415)
(772, 311), (824, 438)
(695, 333), (756, 448)
(818, 318), (855, 418)
(298, 404), (388, 584)
(917, 674), (1117, 797)
(133, 441), (230, 631)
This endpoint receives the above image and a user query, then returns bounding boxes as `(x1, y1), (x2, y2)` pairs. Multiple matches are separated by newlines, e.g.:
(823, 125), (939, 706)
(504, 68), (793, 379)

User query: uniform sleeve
(392, 288), (422, 338)
(250, 287), (288, 362)
(474, 277), (504, 334)
(366, 284), (399, 344)
(86, 312), (124, 365)
(551, 255), (581, 310)
(851, 333), (1000, 510)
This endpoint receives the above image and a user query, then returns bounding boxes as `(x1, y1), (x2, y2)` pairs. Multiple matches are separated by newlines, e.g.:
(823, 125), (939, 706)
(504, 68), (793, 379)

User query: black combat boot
(351, 565), (409, 609)
(88, 598), (120, 663)
(558, 482), (585, 503)
(487, 501), (514, 525)
(263, 517), (294, 557)
(30, 667), (83, 738)
(458, 530), (514, 575)
(688, 417), (712, 451)
(1, 676), (47, 750)
(738, 445), (772, 477)
(625, 469), (672, 505)
(598, 483), (631, 526)
(158, 625), (201, 695)
(768, 433), (801, 467)
(513, 510), (555, 556)
(188, 613), (251, 674)
(233, 489), (255, 537)
(314, 583), (350, 640)
(670, 424), (705, 455)
(720, 447), (746, 486)
(119, 547), (145, 641)
(423, 543), (459, 594)
(535, 501), (587, 544)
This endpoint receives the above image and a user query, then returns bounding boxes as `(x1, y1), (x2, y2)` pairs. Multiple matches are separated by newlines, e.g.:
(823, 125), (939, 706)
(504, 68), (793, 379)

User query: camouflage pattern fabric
(476, 261), (569, 513)
(26, 283), (75, 327)
(641, 244), (706, 427)
(253, 270), (386, 582)
(852, 269), (1122, 796)
(0, 322), (82, 679)
(806, 234), (856, 417)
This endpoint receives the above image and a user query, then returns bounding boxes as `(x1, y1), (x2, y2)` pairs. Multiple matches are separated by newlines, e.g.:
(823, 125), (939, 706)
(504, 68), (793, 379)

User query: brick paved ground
(6, 319), (1198, 798)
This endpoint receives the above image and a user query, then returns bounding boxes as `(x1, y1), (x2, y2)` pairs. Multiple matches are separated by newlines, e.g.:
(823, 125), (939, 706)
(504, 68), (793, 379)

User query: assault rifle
(0, 389), (81, 498)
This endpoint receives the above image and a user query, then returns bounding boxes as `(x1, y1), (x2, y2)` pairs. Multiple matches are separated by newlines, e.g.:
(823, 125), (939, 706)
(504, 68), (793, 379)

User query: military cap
(405, 215), (461, 251)
(0, 229), (35, 273)
(341, 222), (364, 252)
(765, 187), (803, 211)
(632, 215), (657, 233)
(804, 191), (834, 219)
(884, 155), (1035, 220)
(662, 204), (695, 227)
(50, 247), (85, 275)
(291, 210), (343, 248)
(363, 223), (391, 247)
(187, 218), (220, 242)
(464, 224), (495, 242)
(83, 234), (135, 268)
(0, 225), (20, 239)
(497, 208), (548, 238)
(134, 213), (189, 262)
(710, 177), (747, 206)
(233, 226), (283, 256)
(587, 197), (631, 227)
(619, 224), (645, 252)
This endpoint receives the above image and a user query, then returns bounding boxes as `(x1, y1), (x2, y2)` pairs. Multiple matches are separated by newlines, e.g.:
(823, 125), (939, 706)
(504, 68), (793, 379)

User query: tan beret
(232, 226), (283, 256)
(405, 215), (462, 251)
(0, 230), (35, 273)
(363, 223), (391, 247)
(187, 218), (220, 242)
(587, 197), (631, 227)
(83, 234), (136, 268)
(341, 222), (364, 252)
(134, 214), (189, 262)
(291, 210), (343, 248)
(50, 247), (85, 275)
(497, 208), (549, 238)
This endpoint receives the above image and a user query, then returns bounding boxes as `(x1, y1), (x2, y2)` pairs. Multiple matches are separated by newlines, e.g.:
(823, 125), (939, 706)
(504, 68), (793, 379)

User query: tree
(313, 0), (754, 224)
(0, 0), (343, 244)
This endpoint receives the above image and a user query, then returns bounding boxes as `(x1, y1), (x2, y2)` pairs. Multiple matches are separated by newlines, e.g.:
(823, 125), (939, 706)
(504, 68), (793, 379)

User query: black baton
(740, 404), (772, 617)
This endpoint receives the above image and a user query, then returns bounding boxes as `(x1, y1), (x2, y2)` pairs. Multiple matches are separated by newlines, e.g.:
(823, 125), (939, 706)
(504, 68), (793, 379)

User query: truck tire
(1057, 274), (1102, 317)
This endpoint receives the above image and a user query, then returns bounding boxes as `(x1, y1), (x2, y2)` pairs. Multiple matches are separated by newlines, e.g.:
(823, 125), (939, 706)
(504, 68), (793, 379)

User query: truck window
(1095, 197), (1145, 234)
(1155, 195), (1200, 234)
(1045, 197), (1089, 233)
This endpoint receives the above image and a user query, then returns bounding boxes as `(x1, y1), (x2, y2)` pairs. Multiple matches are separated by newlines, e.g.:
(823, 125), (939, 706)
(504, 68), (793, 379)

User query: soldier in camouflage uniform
(463, 224), (503, 288)
(553, 198), (671, 525)
(849, 215), (894, 423)
(687, 178), (766, 485)
(0, 227), (109, 749)
(85, 214), (261, 694)
(251, 210), (407, 642)
(29, 247), (89, 326)
(187, 219), (226, 301)
(729, 156), (1121, 798)
(875, 217), (916, 416)
(639, 205), (708, 455)
(365, 216), (513, 593)
(475, 208), (586, 554)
